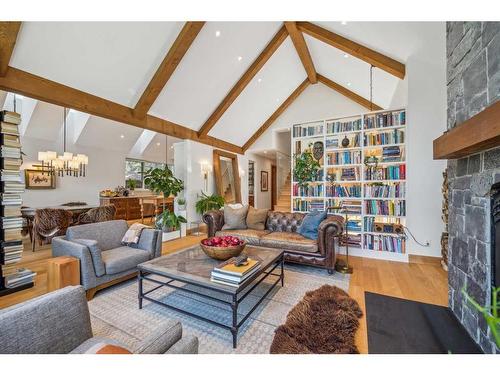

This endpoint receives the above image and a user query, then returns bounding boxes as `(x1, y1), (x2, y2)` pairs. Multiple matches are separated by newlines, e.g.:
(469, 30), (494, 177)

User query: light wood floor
(0, 235), (448, 354)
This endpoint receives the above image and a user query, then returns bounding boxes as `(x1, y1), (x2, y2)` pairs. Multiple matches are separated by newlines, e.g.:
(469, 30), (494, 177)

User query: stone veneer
(447, 21), (499, 353)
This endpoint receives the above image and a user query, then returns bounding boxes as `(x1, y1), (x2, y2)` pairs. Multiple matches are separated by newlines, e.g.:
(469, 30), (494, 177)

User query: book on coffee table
(210, 257), (261, 286)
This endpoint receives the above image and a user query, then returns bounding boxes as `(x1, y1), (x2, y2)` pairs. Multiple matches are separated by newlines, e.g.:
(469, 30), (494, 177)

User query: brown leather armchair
(203, 210), (344, 274)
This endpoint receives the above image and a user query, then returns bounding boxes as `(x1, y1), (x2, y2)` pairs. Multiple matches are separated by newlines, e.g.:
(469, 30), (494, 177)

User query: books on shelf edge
(2, 206), (22, 217)
(0, 111), (21, 125)
(2, 228), (23, 242)
(0, 123), (20, 136)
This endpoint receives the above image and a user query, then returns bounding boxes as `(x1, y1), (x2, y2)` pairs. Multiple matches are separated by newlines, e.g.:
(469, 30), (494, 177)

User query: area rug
(88, 264), (350, 354)
(270, 285), (363, 354)
(365, 292), (482, 354)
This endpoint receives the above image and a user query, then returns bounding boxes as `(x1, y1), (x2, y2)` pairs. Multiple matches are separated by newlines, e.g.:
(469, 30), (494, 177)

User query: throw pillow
(85, 343), (132, 354)
(297, 211), (327, 240)
(222, 204), (249, 230)
(246, 206), (269, 230)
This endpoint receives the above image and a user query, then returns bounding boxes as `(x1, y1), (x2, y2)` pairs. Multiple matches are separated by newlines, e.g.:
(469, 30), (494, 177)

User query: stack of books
(211, 257), (261, 287)
(0, 110), (28, 293)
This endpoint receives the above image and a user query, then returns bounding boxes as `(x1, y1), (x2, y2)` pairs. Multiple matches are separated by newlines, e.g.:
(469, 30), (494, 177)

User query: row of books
(1, 242), (23, 265)
(346, 220), (362, 232)
(382, 146), (404, 162)
(293, 183), (324, 197)
(327, 199), (362, 214)
(326, 118), (362, 134)
(365, 165), (406, 181)
(340, 233), (361, 247)
(326, 134), (360, 149)
(326, 150), (362, 165)
(364, 111), (406, 129)
(365, 199), (406, 217)
(364, 130), (405, 146)
(325, 184), (362, 198)
(364, 234), (406, 253)
(364, 183), (405, 198)
(2, 267), (37, 289)
(330, 166), (361, 181)
(210, 257), (261, 287)
(292, 122), (324, 138)
(293, 199), (324, 212)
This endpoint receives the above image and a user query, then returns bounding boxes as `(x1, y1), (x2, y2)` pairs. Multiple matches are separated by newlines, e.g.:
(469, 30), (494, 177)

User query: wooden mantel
(433, 100), (500, 159)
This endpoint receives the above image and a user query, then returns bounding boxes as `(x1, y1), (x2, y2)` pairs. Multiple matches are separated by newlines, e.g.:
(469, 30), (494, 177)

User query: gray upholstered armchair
(52, 220), (162, 299)
(0, 286), (198, 354)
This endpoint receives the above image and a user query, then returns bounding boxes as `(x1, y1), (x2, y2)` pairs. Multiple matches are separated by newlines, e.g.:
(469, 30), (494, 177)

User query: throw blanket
(122, 223), (150, 245)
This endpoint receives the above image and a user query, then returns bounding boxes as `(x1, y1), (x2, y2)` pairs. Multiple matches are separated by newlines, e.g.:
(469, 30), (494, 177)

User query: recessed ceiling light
(156, 142), (161, 146)
(341, 21), (347, 25)
(343, 53), (349, 58)
(257, 78), (262, 83)
(237, 56), (243, 62)
(347, 82), (352, 86)
(276, 98), (280, 102)
(215, 30), (221, 37)
(120, 134), (124, 139)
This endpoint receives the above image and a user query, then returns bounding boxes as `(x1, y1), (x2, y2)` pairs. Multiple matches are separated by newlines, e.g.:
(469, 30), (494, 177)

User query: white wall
(174, 140), (248, 224)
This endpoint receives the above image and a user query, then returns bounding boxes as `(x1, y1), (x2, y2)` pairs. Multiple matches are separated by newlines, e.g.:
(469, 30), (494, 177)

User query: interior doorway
(271, 165), (277, 209)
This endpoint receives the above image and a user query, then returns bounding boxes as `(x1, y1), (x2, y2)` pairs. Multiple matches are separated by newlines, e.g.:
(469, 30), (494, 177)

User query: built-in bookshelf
(292, 108), (408, 262)
(0, 110), (35, 297)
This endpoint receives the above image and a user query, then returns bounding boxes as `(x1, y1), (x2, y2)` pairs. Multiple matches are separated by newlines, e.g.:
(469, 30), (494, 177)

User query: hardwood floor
(0, 235), (448, 354)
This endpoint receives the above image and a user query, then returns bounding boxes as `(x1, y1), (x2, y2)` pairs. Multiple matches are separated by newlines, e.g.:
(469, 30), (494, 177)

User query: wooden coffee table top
(138, 244), (284, 293)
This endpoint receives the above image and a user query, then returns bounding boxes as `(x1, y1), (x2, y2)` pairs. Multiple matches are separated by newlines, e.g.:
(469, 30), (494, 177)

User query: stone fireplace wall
(447, 21), (499, 353)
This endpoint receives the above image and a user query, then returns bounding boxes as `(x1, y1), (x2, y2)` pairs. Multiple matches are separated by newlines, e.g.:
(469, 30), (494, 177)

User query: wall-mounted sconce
(200, 160), (212, 192)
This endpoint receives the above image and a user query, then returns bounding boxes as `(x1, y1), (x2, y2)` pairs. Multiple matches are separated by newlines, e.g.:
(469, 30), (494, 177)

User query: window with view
(125, 158), (173, 189)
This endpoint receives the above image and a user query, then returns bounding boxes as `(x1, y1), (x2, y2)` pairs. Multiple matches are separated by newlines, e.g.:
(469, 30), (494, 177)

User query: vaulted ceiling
(0, 21), (435, 155)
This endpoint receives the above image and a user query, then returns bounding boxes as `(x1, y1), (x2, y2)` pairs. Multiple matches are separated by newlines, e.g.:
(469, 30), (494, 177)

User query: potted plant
(293, 148), (321, 189)
(126, 179), (137, 191)
(176, 197), (186, 210)
(195, 191), (225, 215)
(144, 166), (185, 241)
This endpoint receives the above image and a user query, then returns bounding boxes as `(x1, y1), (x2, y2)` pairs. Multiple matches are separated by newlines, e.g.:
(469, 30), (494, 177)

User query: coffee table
(137, 245), (284, 348)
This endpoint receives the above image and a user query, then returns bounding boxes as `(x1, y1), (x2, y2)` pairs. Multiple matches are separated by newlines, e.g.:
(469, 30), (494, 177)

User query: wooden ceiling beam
(297, 22), (406, 79)
(0, 22), (21, 77)
(0, 67), (243, 154)
(197, 25), (288, 138)
(317, 74), (382, 111)
(242, 79), (310, 152)
(285, 22), (317, 83)
(134, 22), (205, 118)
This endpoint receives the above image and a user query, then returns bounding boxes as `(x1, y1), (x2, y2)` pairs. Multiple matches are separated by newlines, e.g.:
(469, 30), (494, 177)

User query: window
(125, 158), (173, 188)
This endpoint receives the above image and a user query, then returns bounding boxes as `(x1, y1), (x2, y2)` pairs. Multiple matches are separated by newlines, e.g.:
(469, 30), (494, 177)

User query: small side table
(47, 256), (80, 292)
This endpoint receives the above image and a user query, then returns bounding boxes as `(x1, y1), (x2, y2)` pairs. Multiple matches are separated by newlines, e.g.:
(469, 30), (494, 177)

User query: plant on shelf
(144, 166), (184, 232)
(195, 191), (225, 215)
(156, 211), (187, 232)
(293, 149), (321, 189)
(126, 179), (137, 190)
(176, 197), (186, 210)
(462, 285), (500, 348)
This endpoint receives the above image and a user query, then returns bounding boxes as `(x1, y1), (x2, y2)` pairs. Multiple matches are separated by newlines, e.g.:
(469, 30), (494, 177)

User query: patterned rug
(88, 264), (350, 354)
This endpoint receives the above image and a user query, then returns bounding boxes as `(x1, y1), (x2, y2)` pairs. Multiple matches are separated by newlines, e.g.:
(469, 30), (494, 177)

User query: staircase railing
(276, 151), (291, 201)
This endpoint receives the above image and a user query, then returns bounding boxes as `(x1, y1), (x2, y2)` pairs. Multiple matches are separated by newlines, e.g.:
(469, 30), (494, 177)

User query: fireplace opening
(492, 182), (500, 290)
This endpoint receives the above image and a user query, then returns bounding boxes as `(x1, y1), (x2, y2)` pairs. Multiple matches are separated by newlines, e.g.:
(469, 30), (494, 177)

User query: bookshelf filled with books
(291, 109), (408, 261)
(0, 110), (36, 297)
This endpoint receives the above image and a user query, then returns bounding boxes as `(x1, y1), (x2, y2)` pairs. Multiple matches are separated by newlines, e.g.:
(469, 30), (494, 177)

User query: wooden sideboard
(99, 195), (174, 221)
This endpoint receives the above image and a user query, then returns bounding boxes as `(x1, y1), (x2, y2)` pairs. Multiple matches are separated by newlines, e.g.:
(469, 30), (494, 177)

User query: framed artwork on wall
(261, 171), (268, 192)
(25, 169), (56, 189)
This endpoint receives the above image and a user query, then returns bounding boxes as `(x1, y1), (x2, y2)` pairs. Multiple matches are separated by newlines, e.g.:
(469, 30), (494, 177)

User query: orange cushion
(86, 343), (132, 354)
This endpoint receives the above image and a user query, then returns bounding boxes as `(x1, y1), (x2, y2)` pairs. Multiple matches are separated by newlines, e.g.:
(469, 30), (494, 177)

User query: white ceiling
(149, 22), (282, 129)
(209, 37), (306, 146)
(6, 22), (444, 148)
(10, 22), (184, 107)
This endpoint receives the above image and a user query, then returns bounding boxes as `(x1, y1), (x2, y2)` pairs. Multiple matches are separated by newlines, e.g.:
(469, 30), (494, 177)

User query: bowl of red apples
(200, 235), (246, 260)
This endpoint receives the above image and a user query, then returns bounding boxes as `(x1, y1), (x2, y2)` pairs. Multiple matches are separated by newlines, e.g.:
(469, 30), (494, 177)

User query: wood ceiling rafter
(0, 67), (243, 154)
(297, 22), (406, 79)
(0, 22), (21, 76)
(284, 22), (317, 83)
(317, 74), (382, 111)
(242, 79), (310, 152)
(133, 21), (205, 118)
(197, 24), (288, 138)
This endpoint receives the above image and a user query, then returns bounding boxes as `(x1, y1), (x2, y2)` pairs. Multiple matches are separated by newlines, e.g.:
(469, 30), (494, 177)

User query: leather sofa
(203, 210), (344, 274)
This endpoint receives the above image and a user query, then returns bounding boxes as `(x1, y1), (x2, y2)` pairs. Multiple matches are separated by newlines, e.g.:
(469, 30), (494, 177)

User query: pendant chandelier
(37, 107), (88, 177)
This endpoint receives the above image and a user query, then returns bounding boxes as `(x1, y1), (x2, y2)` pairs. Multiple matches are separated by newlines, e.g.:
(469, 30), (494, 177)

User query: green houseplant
(126, 179), (137, 190)
(159, 211), (187, 232)
(144, 166), (185, 232)
(462, 285), (500, 348)
(195, 191), (225, 215)
(293, 149), (321, 189)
